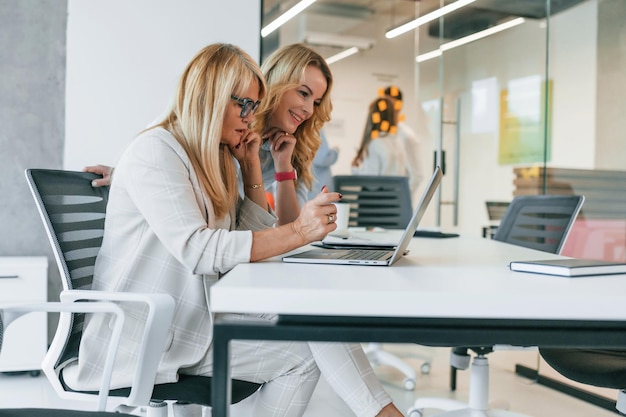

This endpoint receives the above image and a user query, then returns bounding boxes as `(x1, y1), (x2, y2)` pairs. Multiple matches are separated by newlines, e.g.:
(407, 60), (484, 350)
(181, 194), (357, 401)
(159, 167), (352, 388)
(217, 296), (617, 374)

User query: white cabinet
(0, 256), (48, 373)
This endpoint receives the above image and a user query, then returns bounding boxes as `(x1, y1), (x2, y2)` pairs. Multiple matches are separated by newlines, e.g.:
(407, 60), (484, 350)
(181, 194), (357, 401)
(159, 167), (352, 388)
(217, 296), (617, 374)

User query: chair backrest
(485, 201), (510, 222)
(493, 194), (584, 254)
(332, 175), (413, 229)
(25, 169), (109, 369)
(24, 169), (263, 409)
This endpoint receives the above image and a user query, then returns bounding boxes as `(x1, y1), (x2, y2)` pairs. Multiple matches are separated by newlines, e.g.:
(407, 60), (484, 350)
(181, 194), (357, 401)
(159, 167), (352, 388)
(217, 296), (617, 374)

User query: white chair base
(617, 390), (626, 414)
(144, 401), (204, 417)
(407, 355), (533, 417)
(364, 343), (431, 391)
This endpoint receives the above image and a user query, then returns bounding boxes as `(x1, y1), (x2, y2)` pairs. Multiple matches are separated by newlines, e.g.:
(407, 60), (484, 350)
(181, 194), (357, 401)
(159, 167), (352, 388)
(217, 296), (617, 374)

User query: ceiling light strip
(416, 49), (443, 63)
(325, 47), (359, 65)
(261, 0), (317, 38)
(385, 0), (476, 39)
(416, 17), (526, 63)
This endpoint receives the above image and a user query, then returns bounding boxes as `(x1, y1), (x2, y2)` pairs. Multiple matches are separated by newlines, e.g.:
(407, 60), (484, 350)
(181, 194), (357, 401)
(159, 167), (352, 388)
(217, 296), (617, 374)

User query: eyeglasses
(230, 94), (261, 118)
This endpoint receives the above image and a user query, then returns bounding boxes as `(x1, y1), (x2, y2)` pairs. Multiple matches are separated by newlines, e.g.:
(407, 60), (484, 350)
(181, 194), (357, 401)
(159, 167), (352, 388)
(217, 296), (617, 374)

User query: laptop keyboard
(338, 249), (391, 260)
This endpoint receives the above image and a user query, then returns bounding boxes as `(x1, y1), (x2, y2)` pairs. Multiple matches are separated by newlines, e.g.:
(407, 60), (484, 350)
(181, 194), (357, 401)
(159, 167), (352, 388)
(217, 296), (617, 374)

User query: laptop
(282, 166), (443, 266)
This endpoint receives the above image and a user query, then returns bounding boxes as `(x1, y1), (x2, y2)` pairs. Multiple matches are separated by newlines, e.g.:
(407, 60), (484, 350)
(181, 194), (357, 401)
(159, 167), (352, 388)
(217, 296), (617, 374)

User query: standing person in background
(308, 129), (339, 200)
(382, 85), (423, 196)
(351, 97), (413, 184)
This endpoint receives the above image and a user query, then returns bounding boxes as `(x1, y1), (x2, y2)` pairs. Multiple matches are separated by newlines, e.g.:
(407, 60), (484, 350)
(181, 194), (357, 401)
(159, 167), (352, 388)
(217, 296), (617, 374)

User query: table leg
(212, 328), (232, 417)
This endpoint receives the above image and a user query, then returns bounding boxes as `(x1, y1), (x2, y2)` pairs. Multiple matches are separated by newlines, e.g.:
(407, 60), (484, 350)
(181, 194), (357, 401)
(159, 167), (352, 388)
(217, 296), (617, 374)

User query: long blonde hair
(153, 43), (266, 218)
(253, 44), (333, 191)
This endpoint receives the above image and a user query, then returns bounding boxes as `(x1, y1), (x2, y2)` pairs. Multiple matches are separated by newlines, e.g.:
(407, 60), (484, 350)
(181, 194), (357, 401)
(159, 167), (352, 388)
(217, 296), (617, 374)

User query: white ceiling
(262, 0), (587, 44)
(262, 0), (422, 40)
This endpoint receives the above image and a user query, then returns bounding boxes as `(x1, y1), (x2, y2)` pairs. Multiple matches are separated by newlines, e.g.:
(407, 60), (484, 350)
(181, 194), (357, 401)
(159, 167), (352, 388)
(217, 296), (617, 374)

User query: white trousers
(185, 314), (393, 417)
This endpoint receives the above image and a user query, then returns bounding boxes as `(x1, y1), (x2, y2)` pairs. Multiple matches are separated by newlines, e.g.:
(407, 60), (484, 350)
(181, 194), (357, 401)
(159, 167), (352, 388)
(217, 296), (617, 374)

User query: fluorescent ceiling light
(304, 32), (374, 50)
(262, 0), (317, 38)
(325, 47), (359, 65)
(385, 0), (476, 39)
(416, 17), (526, 63)
(416, 49), (442, 63)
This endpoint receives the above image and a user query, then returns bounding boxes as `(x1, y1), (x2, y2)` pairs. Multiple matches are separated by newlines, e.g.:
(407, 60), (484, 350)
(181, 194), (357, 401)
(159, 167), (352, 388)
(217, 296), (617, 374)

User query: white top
(396, 122), (423, 195)
(259, 141), (309, 208)
(351, 122), (423, 199)
(210, 236), (626, 322)
(352, 135), (408, 178)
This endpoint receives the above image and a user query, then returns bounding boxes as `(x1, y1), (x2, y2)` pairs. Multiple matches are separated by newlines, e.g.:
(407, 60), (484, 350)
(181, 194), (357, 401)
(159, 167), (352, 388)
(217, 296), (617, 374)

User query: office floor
(0, 346), (618, 417)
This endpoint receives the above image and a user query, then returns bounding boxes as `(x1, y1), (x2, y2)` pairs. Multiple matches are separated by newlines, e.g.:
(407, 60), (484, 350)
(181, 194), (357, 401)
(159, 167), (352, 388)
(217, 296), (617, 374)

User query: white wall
(549, 0), (597, 169)
(64, 0), (260, 170)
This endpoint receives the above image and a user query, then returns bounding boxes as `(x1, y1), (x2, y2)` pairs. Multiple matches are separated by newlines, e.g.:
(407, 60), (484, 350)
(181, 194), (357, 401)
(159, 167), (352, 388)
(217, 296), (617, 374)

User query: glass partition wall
(261, 0), (625, 263)
(416, 0), (625, 262)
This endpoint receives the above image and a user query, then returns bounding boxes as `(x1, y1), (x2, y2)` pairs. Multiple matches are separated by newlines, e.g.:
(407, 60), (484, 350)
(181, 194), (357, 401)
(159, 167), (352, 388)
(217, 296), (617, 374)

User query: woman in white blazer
(71, 43), (403, 417)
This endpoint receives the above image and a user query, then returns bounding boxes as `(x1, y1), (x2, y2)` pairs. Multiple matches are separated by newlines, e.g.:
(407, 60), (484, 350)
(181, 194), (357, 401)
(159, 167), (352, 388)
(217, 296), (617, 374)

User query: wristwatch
(275, 171), (297, 182)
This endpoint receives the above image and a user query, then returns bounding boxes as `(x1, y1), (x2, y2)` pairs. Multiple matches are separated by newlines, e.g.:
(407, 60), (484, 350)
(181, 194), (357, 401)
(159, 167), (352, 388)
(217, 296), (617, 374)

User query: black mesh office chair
(408, 194), (585, 417)
(482, 201), (510, 238)
(449, 194), (587, 389)
(25, 169), (261, 416)
(539, 348), (626, 414)
(332, 175), (431, 390)
(333, 175), (413, 229)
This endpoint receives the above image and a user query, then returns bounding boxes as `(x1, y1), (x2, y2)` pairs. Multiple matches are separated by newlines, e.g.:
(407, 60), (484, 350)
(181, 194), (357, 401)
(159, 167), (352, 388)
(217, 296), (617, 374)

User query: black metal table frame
(211, 315), (626, 416)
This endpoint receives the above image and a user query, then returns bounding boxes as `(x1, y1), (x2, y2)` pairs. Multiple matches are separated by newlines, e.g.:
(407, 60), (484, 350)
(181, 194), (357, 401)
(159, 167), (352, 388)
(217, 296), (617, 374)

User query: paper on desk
(323, 228), (404, 247)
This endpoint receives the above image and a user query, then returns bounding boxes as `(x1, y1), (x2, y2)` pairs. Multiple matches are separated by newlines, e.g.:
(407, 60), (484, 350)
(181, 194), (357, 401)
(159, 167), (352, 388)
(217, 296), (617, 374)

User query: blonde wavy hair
(253, 43), (333, 191)
(152, 43), (266, 218)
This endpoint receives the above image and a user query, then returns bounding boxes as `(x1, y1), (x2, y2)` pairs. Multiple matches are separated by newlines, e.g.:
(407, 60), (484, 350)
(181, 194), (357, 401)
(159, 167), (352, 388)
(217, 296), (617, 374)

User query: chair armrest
(59, 290), (176, 407)
(2, 301), (124, 411)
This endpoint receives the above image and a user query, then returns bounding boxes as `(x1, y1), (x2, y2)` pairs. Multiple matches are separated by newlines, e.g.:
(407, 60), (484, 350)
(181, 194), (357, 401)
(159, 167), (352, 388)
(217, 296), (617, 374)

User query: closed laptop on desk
(282, 166), (443, 266)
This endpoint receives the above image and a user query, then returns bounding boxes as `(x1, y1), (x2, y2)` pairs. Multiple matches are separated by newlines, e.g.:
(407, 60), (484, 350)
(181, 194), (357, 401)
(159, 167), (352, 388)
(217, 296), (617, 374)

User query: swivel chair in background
(539, 348), (626, 414)
(25, 169), (262, 416)
(333, 175), (414, 230)
(333, 175), (431, 390)
(482, 201), (510, 239)
(408, 194), (585, 417)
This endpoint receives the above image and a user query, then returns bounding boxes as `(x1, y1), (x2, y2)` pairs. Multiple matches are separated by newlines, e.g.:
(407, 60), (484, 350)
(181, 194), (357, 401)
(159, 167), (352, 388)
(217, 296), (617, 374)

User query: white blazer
(64, 127), (277, 390)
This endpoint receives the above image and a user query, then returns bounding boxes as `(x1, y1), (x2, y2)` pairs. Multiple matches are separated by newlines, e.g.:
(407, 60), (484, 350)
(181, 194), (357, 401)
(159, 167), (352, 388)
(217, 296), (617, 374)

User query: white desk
(210, 236), (626, 416)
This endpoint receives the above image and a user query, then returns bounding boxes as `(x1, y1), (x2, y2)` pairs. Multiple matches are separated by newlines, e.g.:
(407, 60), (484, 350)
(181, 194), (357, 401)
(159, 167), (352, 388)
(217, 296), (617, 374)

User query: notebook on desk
(282, 166), (443, 266)
(320, 227), (458, 249)
(321, 229), (404, 249)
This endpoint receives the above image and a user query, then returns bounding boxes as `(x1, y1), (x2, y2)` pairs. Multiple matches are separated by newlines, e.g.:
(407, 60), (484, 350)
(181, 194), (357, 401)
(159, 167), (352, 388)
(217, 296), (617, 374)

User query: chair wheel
(403, 377), (416, 391)
(407, 407), (424, 417)
(420, 362), (431, 374)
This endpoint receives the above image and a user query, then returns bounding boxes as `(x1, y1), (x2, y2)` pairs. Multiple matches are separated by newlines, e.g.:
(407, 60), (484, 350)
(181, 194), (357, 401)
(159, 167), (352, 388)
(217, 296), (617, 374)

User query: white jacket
(64, 127), (277, 390)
